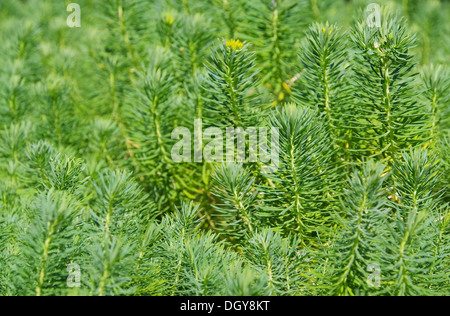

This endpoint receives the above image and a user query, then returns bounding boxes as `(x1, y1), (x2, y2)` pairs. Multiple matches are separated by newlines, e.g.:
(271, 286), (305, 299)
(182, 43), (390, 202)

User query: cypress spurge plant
(0, 216), (12, 294)
(328, 161), (387, 296)
(182, 231), (239, 296)
(429, 203), (450, 294)
(381, 149), (444, 296)
(0, 26), (39, 125)
(294, 22), (351, 149)
(261, 104), (340, 242)
(171, 14), (215, 85)
(211, 163), (258, 243)
(210, 0), (246, 39)
(87, 119), (127, 170)
(421, 65), (450, 145)
(130, 222), (163, 296)
(87, 170), (151, 296)
(203, 40), (261, 128)
(13, 190), (81, 296)
(224, 264), (270, 296)
(0, 0), (449, 297)
(245, 229), (303, 296)
(87, 234), (134, 296)
(91, 170), (149, 236)
(158, 202), (203, 295)
(439, 135), (450, 202)
(127, 47), (180, 211)
(349, 16), (429, 162)
(35, 76), (77, 147)
(242, 0), (304, 102)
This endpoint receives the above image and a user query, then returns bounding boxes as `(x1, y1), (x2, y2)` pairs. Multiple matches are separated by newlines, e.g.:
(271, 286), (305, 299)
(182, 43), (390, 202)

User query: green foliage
(0, 0), (449, 297)
(212, 163), (258, 242)
(379, 149), (444, 296)
(241, 0), (305, 102)
(349, 16), (429, 162)
(327, 161), (387, 296)
(294, 22), (351, 147)
(245, 229), (304, 295)
(12, 190), (81, 296)
(421, 65), (450, 143)
(203, 40), (261, 128)
(262, 104), (340, 241)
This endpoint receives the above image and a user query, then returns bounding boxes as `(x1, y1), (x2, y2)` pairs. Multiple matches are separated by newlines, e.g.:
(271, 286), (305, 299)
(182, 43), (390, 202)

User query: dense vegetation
(0, 0), (449, 296)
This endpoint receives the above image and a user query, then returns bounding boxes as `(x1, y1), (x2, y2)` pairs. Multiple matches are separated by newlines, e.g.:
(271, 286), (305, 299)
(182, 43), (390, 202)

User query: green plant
(327, 161), (387, 296)
(0, 0), (448, 297)
(349, 15), (428, 162)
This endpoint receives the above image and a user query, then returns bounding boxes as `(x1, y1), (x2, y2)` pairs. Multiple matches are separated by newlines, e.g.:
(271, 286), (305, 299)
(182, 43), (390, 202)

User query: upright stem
(233, 190), (254, 235)
(381, 58), (395, 162)
(271, 5), (283, 101)
(311, 0), (320, 22)
(117, 0), (136, 65)
(336, 194), (367, 295)
(429, 88), (438, 144)
(171, 228), (186, 296)
(36, 222), (57, 296)
(52, 98), (62, 146)
(289, 134), (305, 237)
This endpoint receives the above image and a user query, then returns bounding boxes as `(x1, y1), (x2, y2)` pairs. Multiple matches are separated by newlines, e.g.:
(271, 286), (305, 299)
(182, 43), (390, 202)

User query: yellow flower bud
(226, 39), (244, 51)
